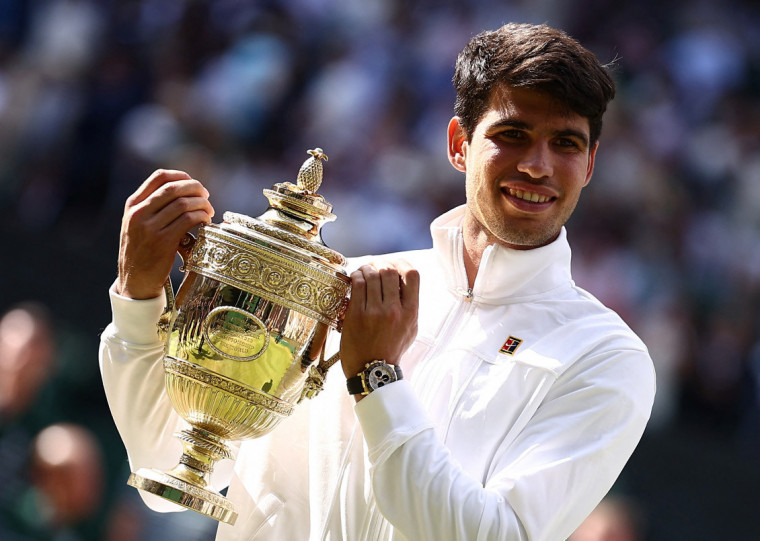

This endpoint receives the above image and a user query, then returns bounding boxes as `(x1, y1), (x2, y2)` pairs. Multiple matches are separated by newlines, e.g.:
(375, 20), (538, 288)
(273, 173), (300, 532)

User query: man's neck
(461, 212), (495, 289)
(461, 209), (558, 288)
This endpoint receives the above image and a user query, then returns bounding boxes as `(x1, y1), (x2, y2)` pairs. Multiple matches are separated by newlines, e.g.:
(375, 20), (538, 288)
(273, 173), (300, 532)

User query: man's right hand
(116, 169), (215, 300)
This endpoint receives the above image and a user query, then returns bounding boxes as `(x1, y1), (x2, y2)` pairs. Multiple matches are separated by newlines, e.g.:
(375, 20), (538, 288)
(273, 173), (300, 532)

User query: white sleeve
(98, 286), (235, 512)
(355, 349), (655, 541)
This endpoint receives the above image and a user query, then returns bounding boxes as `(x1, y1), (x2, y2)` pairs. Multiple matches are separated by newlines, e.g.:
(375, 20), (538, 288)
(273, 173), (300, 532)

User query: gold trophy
(127, 148), (349, 525)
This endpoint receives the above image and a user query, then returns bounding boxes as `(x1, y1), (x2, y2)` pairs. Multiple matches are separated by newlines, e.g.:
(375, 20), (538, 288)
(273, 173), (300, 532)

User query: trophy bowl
(127, 149), (349, 525)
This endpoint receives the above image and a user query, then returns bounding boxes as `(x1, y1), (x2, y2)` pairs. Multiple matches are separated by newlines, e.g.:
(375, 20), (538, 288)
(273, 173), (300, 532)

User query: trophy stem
(127, 427), (238, 525)
(171, 427), (234, 487)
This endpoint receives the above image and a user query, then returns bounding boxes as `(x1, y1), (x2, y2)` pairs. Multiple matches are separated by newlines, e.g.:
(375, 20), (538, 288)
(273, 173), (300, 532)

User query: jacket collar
(430, 206), (573, 304)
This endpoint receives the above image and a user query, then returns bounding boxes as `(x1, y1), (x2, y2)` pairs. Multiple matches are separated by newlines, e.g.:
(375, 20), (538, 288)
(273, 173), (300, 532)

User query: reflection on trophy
(127, 148), (350, 525)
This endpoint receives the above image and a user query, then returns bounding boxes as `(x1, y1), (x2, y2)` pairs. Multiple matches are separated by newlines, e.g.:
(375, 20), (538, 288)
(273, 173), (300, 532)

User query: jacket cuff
(108, 282), (166, 346)
(354, 380), (433, 464)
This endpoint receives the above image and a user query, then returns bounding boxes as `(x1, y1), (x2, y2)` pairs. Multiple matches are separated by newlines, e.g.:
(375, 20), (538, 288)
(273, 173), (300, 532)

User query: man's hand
(116, 169), (215, 300)
(340, 259), (420, 387)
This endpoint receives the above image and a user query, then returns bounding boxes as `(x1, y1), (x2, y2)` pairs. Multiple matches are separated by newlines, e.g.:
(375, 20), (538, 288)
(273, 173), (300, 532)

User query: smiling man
(100, 22), (656, 540)
(456, 86), (595, 244)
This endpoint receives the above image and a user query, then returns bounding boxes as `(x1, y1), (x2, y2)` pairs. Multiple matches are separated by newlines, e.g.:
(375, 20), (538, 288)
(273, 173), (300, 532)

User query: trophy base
(128, 468), (237, 525)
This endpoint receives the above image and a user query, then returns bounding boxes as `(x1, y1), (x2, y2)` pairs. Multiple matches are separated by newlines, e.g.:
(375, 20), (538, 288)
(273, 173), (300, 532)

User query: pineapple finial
(296, 148), (328, 193)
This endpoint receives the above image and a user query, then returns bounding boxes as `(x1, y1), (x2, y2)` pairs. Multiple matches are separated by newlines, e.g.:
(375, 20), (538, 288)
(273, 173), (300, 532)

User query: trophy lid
(220, 148), (347, 271)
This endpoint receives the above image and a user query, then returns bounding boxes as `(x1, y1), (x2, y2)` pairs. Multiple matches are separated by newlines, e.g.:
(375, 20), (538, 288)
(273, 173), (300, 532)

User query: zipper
(421, 233), (486, 368)
(455, 287), (473, 301)
(415, 240), (496, 433)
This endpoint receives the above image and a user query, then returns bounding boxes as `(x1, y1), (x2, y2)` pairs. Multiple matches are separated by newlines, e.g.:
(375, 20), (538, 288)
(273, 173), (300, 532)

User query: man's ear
(447, 117), (467, 172)
(584, 141), (599, 187)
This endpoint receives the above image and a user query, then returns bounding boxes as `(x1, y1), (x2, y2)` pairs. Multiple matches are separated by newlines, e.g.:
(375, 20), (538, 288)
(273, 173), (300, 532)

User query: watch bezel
(363, 360), (399, 392)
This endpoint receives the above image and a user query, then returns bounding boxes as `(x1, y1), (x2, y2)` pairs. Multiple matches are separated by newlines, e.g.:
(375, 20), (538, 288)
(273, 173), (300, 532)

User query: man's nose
(516, 143), (553, 179)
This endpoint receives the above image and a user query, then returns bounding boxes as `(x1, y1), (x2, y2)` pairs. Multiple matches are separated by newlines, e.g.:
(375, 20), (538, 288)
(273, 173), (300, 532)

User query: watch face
(366, 363), (397, 390)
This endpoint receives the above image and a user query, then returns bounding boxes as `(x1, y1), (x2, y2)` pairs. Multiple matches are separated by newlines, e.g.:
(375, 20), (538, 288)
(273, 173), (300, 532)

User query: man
(100, 23), (655, 540)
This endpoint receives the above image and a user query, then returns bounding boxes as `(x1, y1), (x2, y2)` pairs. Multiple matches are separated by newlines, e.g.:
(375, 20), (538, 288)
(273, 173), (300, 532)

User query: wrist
(116, 276), (164, 301)
(342, 353), (400, 379)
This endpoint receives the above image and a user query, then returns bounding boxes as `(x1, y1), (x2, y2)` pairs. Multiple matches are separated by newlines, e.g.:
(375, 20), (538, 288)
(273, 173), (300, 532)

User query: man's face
(448, 85), (598, 249)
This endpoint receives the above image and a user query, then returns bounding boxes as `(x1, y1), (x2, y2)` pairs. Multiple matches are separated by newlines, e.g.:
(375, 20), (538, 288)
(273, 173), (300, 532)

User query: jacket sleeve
(98, 287), (236, 512)
(354, 347), (655, 541)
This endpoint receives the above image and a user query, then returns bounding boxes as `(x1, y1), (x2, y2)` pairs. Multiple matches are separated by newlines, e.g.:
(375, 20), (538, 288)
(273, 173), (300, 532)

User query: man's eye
(500, 130), (524, 139)
(556, 138), (579, 148)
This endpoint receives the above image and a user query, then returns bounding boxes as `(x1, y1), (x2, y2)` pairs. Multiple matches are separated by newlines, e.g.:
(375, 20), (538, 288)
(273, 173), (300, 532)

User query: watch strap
(346, 373), (366, 395)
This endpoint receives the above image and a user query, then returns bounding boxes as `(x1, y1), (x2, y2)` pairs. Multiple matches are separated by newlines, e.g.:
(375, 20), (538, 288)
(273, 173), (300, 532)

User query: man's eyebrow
(487, 119), (531, 131)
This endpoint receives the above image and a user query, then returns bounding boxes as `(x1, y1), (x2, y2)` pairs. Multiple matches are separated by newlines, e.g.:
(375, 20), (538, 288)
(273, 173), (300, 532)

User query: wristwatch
(346, 360), (403, 396)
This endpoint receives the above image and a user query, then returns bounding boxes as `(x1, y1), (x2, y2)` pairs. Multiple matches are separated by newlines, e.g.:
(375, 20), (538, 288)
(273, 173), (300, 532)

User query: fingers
(393, 259), (420, 311)
(349, 265), (393, 312)
(346, 269), (367, 317)
(378, 265), (401, 304)
(127, 169), (213, 222)
(134, 178), (213, 222)
(349, 259), (420, 310)
(339, 258), (420, 380)
(125, 171), (214, 242)
(361, 265), (383, 307)
(116, 169), (214, 300)
(126, 169), (194, 208)
(153, 193), (215, 232)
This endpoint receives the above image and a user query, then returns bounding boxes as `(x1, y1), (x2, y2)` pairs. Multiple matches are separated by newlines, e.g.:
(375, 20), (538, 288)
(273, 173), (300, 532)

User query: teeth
(509, 189), (549, 203)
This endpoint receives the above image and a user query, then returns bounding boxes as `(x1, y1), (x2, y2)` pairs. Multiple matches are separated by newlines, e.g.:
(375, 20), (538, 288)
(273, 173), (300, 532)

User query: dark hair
(453, 23), (616, 144)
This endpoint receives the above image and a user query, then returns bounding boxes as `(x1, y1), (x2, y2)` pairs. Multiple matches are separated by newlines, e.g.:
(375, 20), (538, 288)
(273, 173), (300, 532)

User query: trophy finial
(296, 148), (328, 193)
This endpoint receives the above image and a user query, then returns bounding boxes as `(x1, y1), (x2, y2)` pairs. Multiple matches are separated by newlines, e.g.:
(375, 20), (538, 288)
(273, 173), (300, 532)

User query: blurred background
(0, 0), (758, 539)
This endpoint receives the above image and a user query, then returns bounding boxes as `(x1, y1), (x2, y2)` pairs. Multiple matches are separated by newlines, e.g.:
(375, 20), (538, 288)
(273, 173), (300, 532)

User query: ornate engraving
(185, 227), (349, 327)
(175, 428), (233, 460)
(223, 213), (345, 266)
(128, 470), (234, 512)
(164, 357), (294, 418)
(156, 474), (229, 505)
(202, 306), (270, 362)
(180, 454), (213, 473)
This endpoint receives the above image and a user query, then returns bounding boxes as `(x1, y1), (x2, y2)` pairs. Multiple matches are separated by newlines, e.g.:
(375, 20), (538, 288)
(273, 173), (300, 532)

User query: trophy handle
(177, 232), (196, 269)
(157, 232), (197, 340)
(299, 348), (341, 402)
(298, 285), (350, 401)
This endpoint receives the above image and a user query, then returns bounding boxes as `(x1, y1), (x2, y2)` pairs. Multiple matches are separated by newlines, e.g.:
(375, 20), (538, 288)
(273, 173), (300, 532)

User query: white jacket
(100, 206), (655, 540)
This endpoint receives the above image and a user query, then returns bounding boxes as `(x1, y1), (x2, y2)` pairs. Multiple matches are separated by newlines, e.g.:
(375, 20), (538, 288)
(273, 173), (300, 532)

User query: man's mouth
(507, 188), (553, 204)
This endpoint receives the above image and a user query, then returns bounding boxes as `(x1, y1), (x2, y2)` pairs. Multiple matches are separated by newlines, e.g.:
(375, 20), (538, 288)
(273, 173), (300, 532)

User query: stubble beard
(479, 197), (577, 250)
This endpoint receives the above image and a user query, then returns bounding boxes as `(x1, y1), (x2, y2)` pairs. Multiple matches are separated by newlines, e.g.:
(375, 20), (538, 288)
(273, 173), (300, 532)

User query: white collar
(430, 206), (573, 304)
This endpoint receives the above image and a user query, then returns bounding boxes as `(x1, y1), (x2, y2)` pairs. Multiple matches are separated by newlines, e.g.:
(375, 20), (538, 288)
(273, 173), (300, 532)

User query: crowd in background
(0, 0), (759, 539)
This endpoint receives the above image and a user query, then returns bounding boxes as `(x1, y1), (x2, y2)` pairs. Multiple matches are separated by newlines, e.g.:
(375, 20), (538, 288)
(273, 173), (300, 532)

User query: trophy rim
(128, 469), (237, 525)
